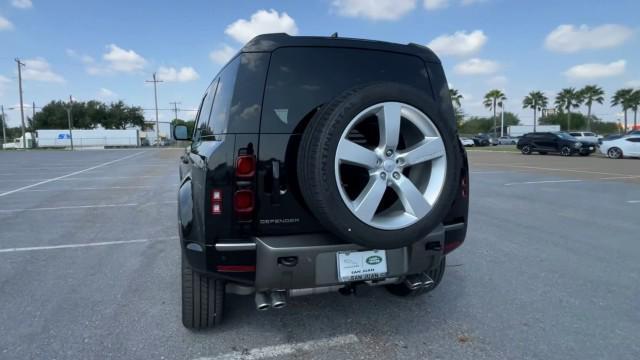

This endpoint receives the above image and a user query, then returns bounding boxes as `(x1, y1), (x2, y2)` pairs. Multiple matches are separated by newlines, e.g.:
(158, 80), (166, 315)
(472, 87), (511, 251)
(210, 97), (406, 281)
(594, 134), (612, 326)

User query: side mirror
(173, 125), (190, 140)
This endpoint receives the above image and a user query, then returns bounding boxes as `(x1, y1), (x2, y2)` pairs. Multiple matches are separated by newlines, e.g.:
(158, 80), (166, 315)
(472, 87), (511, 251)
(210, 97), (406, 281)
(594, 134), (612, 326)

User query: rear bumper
(252, 225), (446, 291)
(183, 222), (465, 289)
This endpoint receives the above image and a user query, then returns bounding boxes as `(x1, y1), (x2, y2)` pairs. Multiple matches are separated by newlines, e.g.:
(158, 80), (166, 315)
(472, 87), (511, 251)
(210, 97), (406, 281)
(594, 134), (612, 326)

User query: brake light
(236, 155), (256, 178)
(216, 265), (256, 273)
(234, 189), (254, 214)
(211, 189), (222, 215)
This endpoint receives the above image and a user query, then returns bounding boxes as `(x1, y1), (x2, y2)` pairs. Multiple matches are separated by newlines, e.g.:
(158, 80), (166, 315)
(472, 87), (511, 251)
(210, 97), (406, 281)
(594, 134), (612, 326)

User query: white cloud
(0, 15), (14, 30)
(564, 60), (626, 80)
(156, 66), (199, 82)
(332, 0), (416, 21)
(103, 44), (147, 73)
(454, 58), (499, 75)
(225, 9), (298, 44)
(11, 0), (32, 9)
(210, 44), (236, 65)
(21, 58), (65, 83)
(424, 0), (448, 10)
(545, 24), (633, 53)
(98, 88), (117, 100)
(427, 30), (487, 57)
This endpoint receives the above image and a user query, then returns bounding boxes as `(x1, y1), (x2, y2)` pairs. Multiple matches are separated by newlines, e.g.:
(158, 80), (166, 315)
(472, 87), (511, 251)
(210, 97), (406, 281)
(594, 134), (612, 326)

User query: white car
(459, 137), (474, 147)
(569, 132), (599, 144)
(599, 135), (640, 159)
(498, 136), (518, 145)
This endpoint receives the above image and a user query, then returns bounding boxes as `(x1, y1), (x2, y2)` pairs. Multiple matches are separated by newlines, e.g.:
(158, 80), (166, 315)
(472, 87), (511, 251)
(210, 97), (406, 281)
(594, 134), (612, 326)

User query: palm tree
(522, 91), (548, 133)
(483, 89), (506, 138)
(449, 88), (463, 109)
(611, 88), (634, 132)
(629, 90), (640, 131)
(578, 85), (604, 131)
(554, 88), (582, 131)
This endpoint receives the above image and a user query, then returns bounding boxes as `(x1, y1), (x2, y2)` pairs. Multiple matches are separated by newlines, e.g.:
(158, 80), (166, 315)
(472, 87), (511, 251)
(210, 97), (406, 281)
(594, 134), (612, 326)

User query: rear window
(585, 132), (596, 136)
(569, 132), (581, 136)
(262, 47), (432, 133)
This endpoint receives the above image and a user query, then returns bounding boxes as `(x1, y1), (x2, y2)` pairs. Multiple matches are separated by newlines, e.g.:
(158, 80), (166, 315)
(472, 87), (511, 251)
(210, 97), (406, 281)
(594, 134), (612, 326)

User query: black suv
(173, 34), (469, 329)
(517, 131), (596, 156)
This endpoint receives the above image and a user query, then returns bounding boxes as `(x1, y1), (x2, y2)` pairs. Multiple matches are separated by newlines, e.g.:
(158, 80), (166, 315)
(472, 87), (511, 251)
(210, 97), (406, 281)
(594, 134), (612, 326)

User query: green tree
(578, 85), (605, 131)
(449, 88), (463, 109)
(611, 88), (634, 132)
(522, 91), (548, 132)
(554, 88), (582, 131)
(628, 89), (640, 130)
(483, 89), (507, 138)
(459, 112), (520, 135)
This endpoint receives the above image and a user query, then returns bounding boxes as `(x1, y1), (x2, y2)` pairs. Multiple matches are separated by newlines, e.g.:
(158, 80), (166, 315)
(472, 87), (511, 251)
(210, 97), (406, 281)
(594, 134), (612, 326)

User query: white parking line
(627, 200), (640, 204)
(193, 335), (360, 360)
(505, 179), (584, 186)
(21, 186), (155, 192)
(0, 201), (176, 213)
(0, 152), (146, 198)
(0, 236), (177, 254)
(475, 163), (631, 177)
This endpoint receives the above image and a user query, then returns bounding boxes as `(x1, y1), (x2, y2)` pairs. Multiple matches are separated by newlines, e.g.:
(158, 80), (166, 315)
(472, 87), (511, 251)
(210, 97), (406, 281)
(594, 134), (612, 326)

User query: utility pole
(15, 58), (26, 149)
(500, 102), (505, 137)
(146, 73), (163, 147)
(1, 105), (6, 146)
(169, 101), (180, 121)
(67, 95), (74, 150)
(32, 101), (35, 120)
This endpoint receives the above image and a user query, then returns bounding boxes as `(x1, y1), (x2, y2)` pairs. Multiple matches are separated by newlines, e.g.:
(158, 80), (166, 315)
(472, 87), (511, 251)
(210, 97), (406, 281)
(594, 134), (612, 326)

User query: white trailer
(36, 129), (140, 148)
(508, 125), (560, 137)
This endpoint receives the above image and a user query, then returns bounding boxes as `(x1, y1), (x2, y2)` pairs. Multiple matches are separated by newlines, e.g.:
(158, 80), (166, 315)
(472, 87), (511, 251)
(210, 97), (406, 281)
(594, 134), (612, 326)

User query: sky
(1, 0), (639, 133)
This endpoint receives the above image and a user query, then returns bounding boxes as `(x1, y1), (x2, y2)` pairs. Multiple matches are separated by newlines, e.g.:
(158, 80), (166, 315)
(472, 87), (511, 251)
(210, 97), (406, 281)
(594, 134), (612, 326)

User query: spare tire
(297, 83), (460, 249)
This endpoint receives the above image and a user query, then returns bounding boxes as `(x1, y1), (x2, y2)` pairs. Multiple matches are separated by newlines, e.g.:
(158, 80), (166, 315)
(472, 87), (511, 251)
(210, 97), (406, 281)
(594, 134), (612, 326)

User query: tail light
(211, 189), (222, 215)
(234, 189), (254, 214)
(236, 155), (256, 178)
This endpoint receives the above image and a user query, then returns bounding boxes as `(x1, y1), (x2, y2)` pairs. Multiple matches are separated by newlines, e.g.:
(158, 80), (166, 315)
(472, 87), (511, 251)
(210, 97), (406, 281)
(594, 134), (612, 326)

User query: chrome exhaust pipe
(255, 292), (271, 311)
(417, 273), (435, 288)
(403, 275), (423, 290)
(270, 291), (287, 309)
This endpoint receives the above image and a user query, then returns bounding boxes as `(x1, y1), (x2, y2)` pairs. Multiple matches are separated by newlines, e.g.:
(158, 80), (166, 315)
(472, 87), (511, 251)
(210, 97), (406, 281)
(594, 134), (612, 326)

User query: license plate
(336, 250), (387, 282)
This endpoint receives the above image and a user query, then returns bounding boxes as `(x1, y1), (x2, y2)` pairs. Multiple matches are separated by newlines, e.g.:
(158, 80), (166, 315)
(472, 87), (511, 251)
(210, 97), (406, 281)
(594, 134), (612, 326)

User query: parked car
(459, 137), (475, 147)
(599, 133), (623, 144)
(172, 33), (469, 329)
(472, 133), (497, 146)
(498, 135), (518, 145)
(569, 131), (599, 145)
(599, 135), (640, 159)
(517, 132), (596, 156)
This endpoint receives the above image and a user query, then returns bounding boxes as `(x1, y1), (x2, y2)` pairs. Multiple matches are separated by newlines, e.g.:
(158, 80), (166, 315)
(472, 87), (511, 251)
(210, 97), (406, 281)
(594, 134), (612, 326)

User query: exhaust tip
(270, 291), (287, 309)
(255, 292), (271, 311)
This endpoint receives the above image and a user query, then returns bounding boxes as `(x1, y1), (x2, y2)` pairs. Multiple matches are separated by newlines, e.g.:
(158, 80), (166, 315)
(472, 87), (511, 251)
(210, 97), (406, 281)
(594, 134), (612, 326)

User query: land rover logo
(366, 255), (382, 265)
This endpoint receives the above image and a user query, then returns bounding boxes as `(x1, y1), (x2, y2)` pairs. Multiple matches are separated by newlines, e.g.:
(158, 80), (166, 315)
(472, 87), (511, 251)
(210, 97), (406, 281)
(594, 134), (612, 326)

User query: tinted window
(194, 80), (219, 139)
(626, 138), (640, 143)
(262, 47), (432, 133)
(569, 132), (581, 136)
(206, 57), (241, 136)
(585, 132), (596, 136)
(227, 53), (270, 134)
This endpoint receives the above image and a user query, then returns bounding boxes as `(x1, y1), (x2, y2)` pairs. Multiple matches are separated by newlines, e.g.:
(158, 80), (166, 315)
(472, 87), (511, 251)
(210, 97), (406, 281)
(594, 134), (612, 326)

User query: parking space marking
(627, 200), (640, 203)
(0, 152), (146, 198)
(0, 236), (177, 254)
(20, 186), (157, 192)
(475, 163), (636, 177)
(193, 334), (360, 360)
(0, 200), (176, 213)
(505, 179), (584, 186)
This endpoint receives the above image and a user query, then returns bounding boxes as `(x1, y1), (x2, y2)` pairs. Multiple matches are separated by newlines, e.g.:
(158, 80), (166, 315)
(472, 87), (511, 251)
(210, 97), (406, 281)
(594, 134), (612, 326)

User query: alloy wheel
(334, 102), (447, 230)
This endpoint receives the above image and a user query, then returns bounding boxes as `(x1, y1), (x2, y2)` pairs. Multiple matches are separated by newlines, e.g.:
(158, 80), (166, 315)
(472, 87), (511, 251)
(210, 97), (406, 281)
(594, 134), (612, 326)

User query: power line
(169, 101), (181, 121)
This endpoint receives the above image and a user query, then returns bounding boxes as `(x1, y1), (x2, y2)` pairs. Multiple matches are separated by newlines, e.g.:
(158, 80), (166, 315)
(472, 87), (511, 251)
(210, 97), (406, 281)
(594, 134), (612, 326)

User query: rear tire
(181, 255), (224, 329)
(386, 257), (446, 297)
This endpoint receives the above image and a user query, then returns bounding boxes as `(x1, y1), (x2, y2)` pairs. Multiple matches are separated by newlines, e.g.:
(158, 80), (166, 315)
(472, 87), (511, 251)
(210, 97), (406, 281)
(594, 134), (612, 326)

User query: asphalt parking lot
(1, 149), (639, 360)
